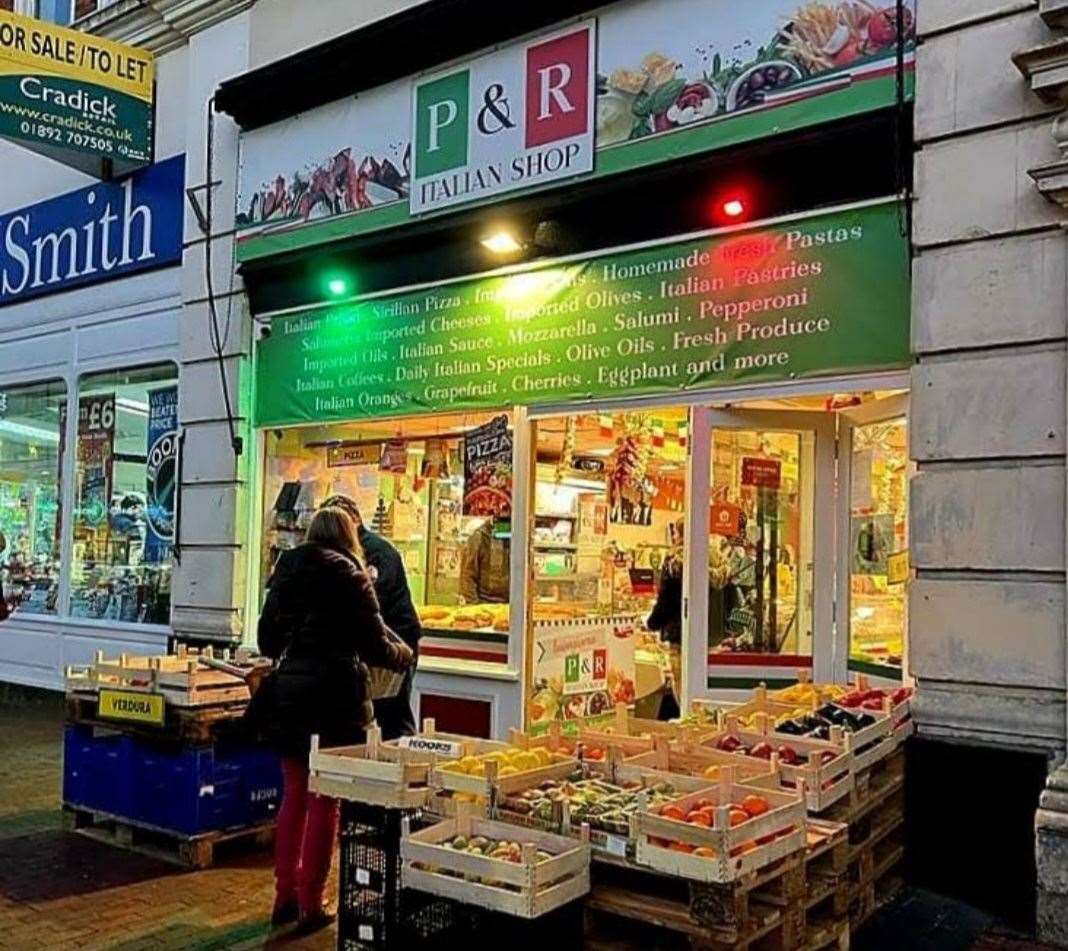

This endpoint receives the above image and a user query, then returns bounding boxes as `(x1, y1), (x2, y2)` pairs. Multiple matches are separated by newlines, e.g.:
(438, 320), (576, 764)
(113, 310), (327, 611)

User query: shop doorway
(684, 390), (910, 704)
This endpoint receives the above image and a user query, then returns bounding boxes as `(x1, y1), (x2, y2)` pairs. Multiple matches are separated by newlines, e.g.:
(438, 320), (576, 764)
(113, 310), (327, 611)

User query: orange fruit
(669, 841), (695, 854)
(741, 794), (770, 818)
(729, 808), (749, 828)
(694, 847), (718, 859)
(686, 810), (712, 827)
(660, 805), (686, 821)
(730, 840), (758, 858)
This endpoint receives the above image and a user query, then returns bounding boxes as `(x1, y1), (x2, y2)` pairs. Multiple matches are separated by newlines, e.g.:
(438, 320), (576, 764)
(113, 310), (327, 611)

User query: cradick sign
(0, 152), (183, 307)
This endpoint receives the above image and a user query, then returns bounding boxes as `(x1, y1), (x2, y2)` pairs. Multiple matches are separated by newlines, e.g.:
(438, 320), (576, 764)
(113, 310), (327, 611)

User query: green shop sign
(254, 199), (909, 428)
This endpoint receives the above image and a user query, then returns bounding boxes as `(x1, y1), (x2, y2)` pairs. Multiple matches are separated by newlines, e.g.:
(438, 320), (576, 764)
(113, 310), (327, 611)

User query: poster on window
(76, 394), (115, 531)
(529, 615), (639, 725)
(144, 386), (178, 565)
(462, 415), (513, 518)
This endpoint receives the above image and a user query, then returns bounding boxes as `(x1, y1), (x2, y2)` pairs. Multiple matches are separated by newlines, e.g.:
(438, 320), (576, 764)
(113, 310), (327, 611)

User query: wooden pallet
(585, 857), (807, 951)
(65, 693), (246, 744)
(800, 915), (849, 950)
(62, 804), (274, 869)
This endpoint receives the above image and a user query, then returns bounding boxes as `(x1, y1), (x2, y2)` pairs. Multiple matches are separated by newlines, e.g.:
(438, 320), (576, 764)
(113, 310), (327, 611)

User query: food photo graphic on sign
(529, 616), (639, 725)
(0, 9), (155, 173)
(144, 386), (177, 565)
(236, 0), (914, 240)
(255, 200), (910, 427)
(462, 414), (513, 518)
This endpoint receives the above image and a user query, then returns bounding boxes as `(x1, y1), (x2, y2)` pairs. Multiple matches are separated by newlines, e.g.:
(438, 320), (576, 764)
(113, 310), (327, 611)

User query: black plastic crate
(338, 800), (464, 950)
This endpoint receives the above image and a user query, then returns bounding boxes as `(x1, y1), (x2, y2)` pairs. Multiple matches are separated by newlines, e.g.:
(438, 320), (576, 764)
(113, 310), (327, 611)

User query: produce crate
(625, 736), (779, 787)
(310, 721), (508, 810)
(575, 702), (705, 757)
(430, 739), (578, 802)
(400, 813), (591, 918)
(701, 719), (854, 814)
(634, 767), (806, 884)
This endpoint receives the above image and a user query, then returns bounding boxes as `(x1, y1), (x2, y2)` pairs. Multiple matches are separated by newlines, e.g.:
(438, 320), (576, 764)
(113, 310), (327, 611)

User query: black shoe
(296, 906), (337, 934)
(270, 900), (299, 927)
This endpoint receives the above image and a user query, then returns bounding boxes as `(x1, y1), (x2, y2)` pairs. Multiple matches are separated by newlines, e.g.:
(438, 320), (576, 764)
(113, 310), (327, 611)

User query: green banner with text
(254, 200), (909, 428)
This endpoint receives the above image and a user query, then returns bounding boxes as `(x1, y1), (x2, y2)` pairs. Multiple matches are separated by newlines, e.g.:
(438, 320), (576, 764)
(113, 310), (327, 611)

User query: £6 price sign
(411, 21), (595, 214)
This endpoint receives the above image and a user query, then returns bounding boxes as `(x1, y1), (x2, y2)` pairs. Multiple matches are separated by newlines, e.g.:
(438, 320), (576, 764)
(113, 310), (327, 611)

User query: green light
(327, 277), (349, 297)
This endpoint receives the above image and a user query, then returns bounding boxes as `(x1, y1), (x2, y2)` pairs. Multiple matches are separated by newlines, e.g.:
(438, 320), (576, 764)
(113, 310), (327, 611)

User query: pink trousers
(274, 756), (340, 914)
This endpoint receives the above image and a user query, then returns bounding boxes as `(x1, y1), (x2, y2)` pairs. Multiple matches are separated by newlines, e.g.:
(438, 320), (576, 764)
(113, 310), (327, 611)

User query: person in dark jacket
(321, 494), (422, 739)
(257, 506), (412, 932)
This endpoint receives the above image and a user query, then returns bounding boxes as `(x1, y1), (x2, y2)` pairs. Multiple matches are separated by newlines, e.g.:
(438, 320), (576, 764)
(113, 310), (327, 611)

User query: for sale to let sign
(411, 21), (595, 213)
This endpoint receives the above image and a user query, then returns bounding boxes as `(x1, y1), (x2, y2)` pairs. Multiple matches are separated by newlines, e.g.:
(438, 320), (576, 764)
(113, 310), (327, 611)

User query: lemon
(498, 766), (519, 777)
(458, 756), (480, 774)
(532, 747), (553, 767)
(514, 751), (541, 772)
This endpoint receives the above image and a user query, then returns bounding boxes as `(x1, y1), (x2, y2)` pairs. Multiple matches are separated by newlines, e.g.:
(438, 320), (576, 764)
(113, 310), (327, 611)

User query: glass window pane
(848, 417), (909, 674)
(69, 364), (177, 625)
(36, 0), (72, 24)
(261, 411), (514, 663)
(0, 380), (66, 616)
(528, 408), (688, 730)
(709, 429), (812, 660)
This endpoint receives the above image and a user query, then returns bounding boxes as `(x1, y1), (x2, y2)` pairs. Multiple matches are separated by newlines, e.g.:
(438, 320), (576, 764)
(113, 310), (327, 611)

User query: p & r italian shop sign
(0, 9), (154, 174)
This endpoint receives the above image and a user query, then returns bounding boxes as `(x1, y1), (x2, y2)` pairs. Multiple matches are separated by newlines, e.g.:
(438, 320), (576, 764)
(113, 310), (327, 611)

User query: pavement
(0, 696), (1059, 951)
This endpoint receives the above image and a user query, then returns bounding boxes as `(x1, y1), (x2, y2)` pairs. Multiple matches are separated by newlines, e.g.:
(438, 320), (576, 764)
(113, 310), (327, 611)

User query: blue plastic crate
(63, 724), (136, 817)
(63, 725), (283, 837)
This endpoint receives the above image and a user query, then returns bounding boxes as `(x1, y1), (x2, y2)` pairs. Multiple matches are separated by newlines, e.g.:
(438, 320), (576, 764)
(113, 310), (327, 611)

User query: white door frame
(698, 408), (837, 692)
(835, 393), (911, 685)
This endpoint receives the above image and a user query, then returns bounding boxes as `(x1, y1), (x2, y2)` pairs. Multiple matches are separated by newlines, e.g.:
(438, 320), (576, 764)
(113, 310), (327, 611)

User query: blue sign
(144, 384), (177, 564)
(0, 153), (184, 307)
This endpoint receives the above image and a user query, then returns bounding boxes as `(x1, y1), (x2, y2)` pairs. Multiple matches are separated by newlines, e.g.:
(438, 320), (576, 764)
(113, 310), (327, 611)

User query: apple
(776, 745), (800, 765)
(717, 734), (742, 752)
(750, 741), (774, 760)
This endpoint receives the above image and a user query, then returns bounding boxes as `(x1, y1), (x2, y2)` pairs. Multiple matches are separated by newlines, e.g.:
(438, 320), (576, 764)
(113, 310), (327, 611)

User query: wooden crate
(701, 719), (854, 814)
(626, 738), (779, 788)
(65, 646), (255, 707)
(634, 768), (806, 884)
(64, 692), (245, 744)
(309, 720), (508, 809)
(400, 813), (591, 918)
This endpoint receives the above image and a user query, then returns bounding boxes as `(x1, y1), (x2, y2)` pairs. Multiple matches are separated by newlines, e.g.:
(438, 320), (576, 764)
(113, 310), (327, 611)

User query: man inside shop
(460, 518), (510, 604)
(321, 495), (422, 739)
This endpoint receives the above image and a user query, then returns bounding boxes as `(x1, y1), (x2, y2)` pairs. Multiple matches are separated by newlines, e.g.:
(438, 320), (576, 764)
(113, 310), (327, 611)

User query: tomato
(694, 797), (715, 810)
(686, 810), (712, 827)
(669, 841), (695, 854)
(729, 808), (749, 828)
(660, 805), (686, 821)
(741, 795), (770, 818)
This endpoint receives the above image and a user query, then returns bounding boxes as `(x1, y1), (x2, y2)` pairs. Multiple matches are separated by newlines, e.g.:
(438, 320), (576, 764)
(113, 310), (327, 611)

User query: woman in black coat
(257, 506), (412, 931)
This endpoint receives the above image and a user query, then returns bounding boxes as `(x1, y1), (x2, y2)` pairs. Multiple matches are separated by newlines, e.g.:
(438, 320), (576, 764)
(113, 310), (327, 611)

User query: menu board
(529, 615), (640, 726)
(256, 201), (910, 427)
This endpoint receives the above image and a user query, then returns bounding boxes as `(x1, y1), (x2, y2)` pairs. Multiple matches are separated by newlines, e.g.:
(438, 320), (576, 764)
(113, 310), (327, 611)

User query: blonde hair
(306, 506), (365, 563)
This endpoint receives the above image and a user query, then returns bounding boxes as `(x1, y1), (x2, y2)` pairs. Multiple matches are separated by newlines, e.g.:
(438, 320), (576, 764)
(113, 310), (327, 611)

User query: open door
(692, 408), (836, 699)
(836, 394), (910, 685)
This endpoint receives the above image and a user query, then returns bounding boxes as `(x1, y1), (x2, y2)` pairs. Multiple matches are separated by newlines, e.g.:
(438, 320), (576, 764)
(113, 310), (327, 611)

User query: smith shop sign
(255, 199), (910, 427)
(0, 153), (184, 306)
(0, 9), (154, 173)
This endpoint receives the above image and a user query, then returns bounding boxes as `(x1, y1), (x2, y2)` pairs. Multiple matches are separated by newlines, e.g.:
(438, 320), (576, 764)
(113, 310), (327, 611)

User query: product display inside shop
(261, 410), (515, 656)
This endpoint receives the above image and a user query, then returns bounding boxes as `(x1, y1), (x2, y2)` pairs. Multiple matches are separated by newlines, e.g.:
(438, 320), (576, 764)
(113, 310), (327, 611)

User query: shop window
(35, 0), (73, 24)
(708, 428), (813, 666)
(69, 364), (178, 625)
(0, 380), (66, 616)
(262, 411), (514, 661)
(847, 417), (908, 675)
(528, 409), (688, 729)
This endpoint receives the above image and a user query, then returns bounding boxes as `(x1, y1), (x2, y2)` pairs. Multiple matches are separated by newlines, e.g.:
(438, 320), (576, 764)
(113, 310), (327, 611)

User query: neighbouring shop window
(848, 417), (908, 675)
(708, 429), (813, 664)
(0, 380), (66, 616)
(528, 409), (688, 729)
(262, 411), (514, 664)
(69, 364), (178, 625)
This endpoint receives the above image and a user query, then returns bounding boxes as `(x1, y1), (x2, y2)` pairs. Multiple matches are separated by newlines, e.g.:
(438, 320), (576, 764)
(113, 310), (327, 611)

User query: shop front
(218, 0), (917, 737)
(246, 198), (912, 736)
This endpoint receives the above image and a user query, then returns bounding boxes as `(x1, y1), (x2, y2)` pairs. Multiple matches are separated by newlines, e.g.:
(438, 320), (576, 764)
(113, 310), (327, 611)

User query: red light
(722, 198), (745, 218)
